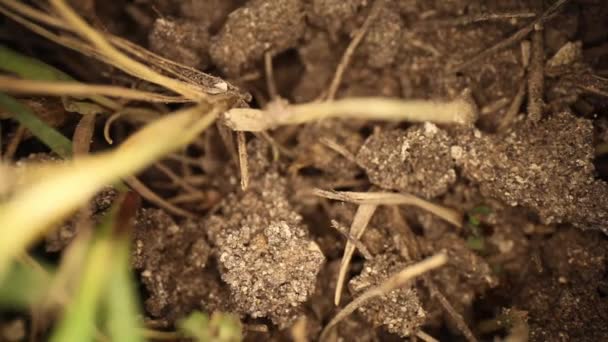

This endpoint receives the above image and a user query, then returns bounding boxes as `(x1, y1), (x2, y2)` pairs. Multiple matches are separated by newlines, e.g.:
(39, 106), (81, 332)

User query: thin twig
(320, 253), (448, 341)
(417, 11), (536, 30)
(236, 131), (249, 190)
(326, 0), (384, 100)
(330, 220), (373, 260)
(126, 177), (196, 218)
(527, 8), (545, 122)
(498, 78), (527, 131)
(319, 137), (358, 164)
(335, 204), (377, 305)
(314, 189), (463, 228)
(153, 162), (205, 196)
(428, 282), (478, 342)
(449, 0), (570, 72)
(264, 51), (278, 100)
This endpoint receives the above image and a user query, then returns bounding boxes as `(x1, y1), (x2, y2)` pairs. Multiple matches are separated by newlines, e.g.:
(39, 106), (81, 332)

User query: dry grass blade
(72, 114), (96, 155)
(48, 0), (206, 101)
(334, 204), (377, 306)
(326, 0), (383, 100)
(319, 253), (448, 341)
(314, 189), (463, 228)
(236, 132), (249, 190)
(330, 220), (373, 260)
(0, 104), (220, 276)
(0, 76), (189, 103)
(125, 177), (196, 218)
(224, 96), (478, 131)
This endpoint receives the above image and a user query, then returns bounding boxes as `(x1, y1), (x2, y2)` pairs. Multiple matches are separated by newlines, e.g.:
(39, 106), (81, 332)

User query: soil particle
(358, 1), (403, 69)
(206, 171), (325, 328)
(455, 111), (608, 233)
(308, 0), (367, 38)
(209, 0), (306, 76)
(514, 228), (608, 341)
(178, 0), (240, 32)
(348, 254), (426, 337)
(46, 186), (118, 252)
(133, 208), (227, 321)
(356, 124), (456, 199)
(148, 18), (210, 69)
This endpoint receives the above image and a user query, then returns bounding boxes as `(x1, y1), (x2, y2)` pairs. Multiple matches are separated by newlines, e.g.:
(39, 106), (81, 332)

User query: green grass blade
(0, 261), (49, 307)
(0, 45), (71, 81)
(106, 241), (143, 342)
(0, 45), (118, 109)
(50, 216), (114, 342)
(0, 104), (219, 276)
(0, 93), (72, 158)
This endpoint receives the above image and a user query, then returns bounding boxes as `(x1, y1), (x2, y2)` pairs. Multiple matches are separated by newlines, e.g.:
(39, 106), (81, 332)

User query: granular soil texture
(3, 0), (608, 341)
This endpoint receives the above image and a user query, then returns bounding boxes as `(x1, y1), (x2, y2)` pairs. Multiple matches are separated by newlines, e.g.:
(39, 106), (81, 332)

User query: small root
(449, 0), (570, 72)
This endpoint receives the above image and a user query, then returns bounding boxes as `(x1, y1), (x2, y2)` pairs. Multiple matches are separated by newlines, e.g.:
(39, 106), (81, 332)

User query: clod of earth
(133, 208), (229, 321)
(148, 18), (211, 70)
(356, 123), (456, 199)
(454, 111), (608, 234)
(206, 171), (325, 328)
(209, 0), (306, 76)
(348, 254), (426, 337)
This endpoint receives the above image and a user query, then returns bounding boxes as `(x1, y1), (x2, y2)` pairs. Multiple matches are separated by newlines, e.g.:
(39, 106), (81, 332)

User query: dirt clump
(133, 208), (228, 321)
(206, 169), (325, 328)
(348, 253), (426, 337)
(356, 123), (456, 199)
(454, 111), (608, 234)
(513, 228), (608, 341)
(209, 0), (306, 76)
(308, 0), (367, 38)
(148, 18), (211, 69)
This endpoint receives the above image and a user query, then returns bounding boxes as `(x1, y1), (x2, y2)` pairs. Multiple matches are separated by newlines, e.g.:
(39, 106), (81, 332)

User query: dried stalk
(320, 253), (448, 341)
(224, 96), (478, 132)
(314, 189), (463, 228)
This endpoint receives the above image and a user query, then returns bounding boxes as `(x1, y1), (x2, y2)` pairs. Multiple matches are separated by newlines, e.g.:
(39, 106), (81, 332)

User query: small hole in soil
(594, 154), (608, 181)
(298, 166), (324, 177)
(597, 283), (608, 298)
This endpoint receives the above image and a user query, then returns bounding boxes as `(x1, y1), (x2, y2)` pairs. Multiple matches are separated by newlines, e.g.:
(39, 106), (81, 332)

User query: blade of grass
(0, 44), (118, 110)
(50, 210), (116, 342)
(0, 103), (222, 276)
(0, 93), (72, 158)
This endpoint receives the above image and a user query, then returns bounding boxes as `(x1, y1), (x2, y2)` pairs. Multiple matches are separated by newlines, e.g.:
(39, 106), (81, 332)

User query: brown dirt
(3, 0), (608, 341)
